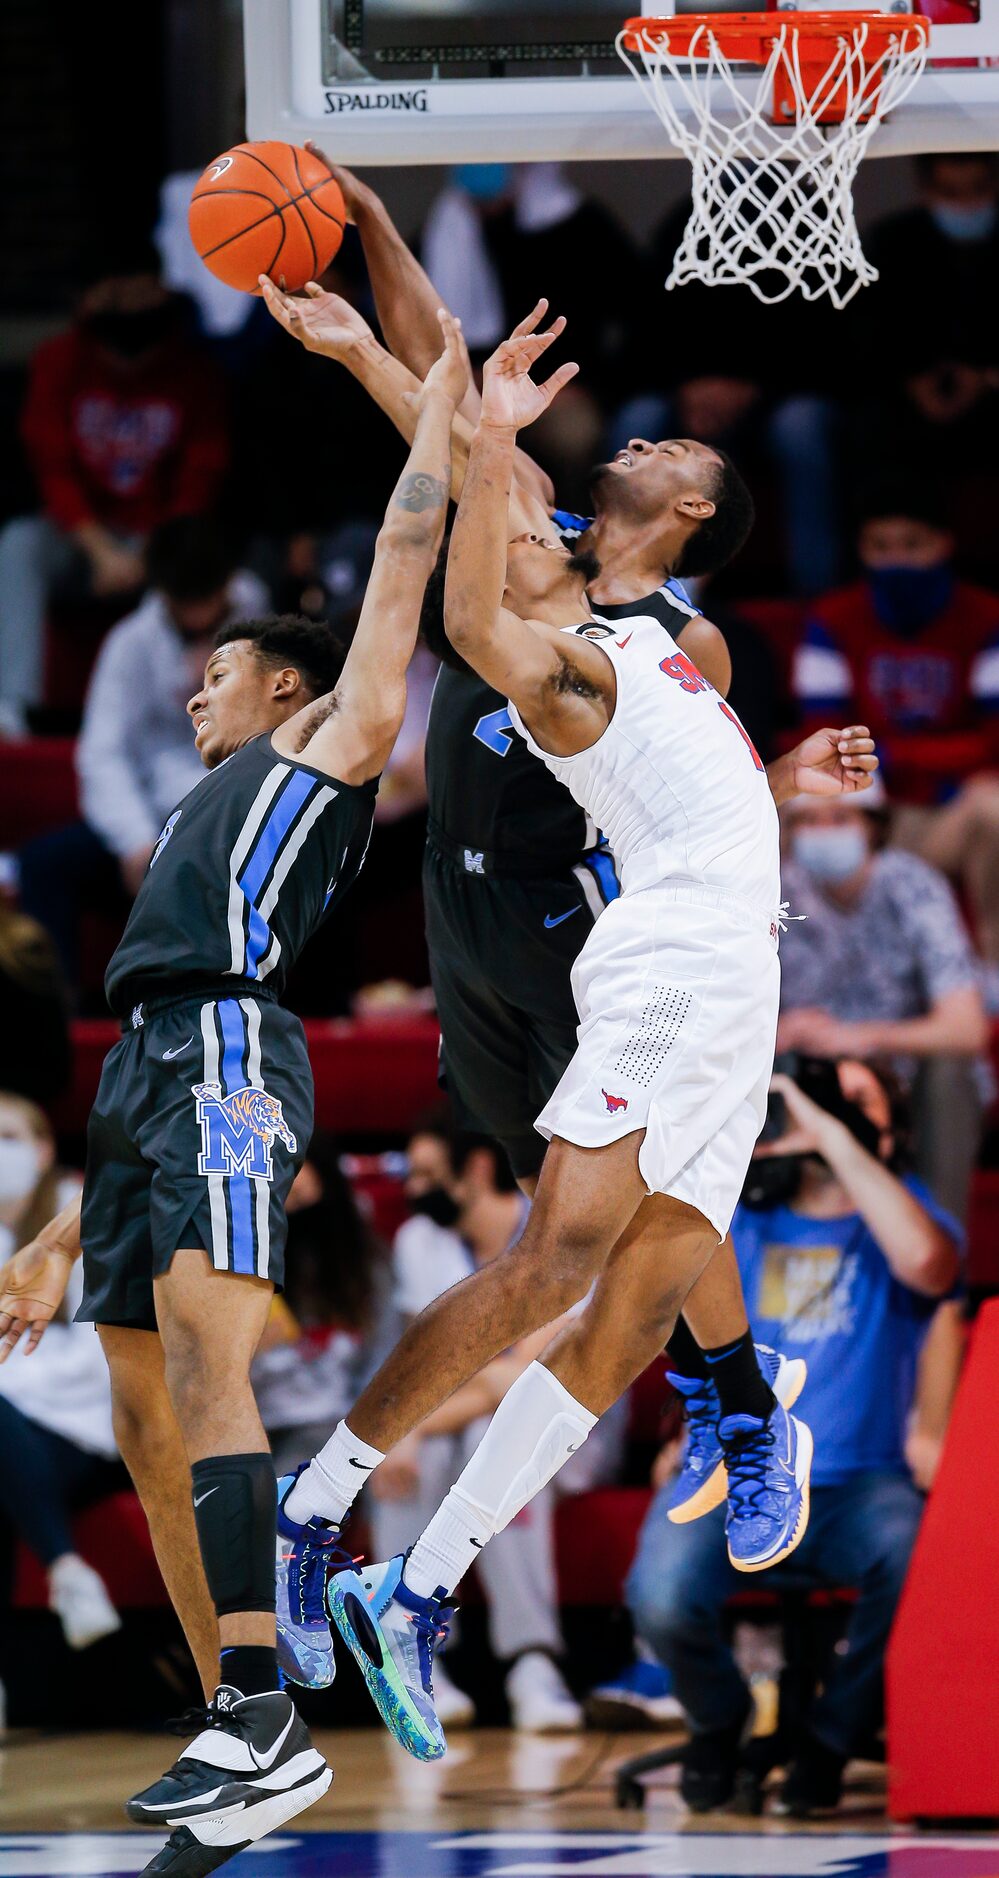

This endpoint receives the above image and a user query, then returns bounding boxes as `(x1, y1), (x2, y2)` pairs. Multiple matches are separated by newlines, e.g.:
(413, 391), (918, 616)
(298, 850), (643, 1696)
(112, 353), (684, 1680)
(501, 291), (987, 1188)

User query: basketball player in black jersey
(261, 181), (876, 1442)
(0, 312), (467, 1875)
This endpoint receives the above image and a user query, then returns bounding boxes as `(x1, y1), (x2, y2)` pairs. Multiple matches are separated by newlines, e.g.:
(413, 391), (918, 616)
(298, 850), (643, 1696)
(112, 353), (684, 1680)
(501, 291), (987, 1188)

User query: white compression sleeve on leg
(284, 1421), (385, 1527)
(403, 1363), (597, 1599)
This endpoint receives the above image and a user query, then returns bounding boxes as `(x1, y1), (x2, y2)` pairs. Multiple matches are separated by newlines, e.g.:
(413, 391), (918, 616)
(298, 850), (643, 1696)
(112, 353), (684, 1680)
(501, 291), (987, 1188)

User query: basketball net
(618, 12), (930, 306)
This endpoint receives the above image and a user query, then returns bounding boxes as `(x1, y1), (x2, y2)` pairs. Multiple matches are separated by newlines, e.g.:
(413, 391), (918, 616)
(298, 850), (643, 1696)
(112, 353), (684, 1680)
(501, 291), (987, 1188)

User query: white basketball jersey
(507, 613), (781, 908)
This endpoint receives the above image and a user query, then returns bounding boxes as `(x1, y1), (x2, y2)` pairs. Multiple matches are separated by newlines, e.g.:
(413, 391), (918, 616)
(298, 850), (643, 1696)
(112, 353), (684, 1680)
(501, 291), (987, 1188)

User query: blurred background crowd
(1, 0), (997, 1818)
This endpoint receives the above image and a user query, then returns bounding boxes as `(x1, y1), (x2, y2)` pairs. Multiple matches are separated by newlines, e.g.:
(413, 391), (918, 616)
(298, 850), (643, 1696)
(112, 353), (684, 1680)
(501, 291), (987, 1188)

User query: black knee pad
(191, 1451), (277, 1616)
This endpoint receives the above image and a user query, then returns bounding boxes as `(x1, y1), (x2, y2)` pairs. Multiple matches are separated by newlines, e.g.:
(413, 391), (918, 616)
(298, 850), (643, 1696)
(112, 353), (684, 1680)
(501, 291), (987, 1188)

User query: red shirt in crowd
(21, 327), (229, 538)
(793, 579), (999, 802)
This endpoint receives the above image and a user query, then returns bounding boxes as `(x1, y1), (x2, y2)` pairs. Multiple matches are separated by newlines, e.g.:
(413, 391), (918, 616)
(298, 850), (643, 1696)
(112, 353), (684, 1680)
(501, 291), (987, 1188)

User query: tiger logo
(192, 1081), (297, 1180)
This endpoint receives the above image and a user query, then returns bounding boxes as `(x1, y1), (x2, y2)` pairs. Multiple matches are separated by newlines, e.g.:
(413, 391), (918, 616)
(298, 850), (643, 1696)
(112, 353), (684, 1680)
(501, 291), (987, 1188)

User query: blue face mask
(453, 164), (512, 203)
(794, 826), (868, 885)
(929, 200), (998, 244)
(866, 561), (954, 635)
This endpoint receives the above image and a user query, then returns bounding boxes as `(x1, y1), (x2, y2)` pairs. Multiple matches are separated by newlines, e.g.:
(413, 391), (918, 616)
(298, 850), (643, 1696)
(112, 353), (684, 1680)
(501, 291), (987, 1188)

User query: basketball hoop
(618, 10), (930, 306)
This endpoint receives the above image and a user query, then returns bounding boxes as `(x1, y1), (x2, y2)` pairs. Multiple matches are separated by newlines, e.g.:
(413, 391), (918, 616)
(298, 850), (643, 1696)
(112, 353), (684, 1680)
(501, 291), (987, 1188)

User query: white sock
(285, 1421), (385, 1526)
(403, 1362), (597, 1600)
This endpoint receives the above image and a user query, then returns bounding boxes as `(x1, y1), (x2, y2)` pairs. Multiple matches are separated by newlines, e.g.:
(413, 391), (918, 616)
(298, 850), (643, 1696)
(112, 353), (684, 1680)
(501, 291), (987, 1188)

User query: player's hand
(0, 1241), (74, 1362)
(785, 726), (879, 801)
(302, 146), (379, 226)
(417, 309), (469, 412)
(480, 301), (579, 434)
(258, 277), (373, 361)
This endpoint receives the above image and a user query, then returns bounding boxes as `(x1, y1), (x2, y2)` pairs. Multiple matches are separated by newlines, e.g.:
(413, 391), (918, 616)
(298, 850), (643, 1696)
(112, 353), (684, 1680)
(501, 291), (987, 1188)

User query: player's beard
(567, 545), (602, 586)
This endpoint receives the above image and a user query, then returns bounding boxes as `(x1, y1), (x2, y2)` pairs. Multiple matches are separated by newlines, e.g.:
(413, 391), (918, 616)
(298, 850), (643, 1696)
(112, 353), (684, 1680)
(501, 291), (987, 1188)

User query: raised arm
(275, 311), (466, 785)
(259, 275), (554, 533)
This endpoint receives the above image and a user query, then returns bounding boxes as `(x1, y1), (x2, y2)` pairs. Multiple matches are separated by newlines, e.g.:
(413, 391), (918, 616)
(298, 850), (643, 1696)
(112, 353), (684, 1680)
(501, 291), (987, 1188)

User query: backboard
(244, 0), (999, 162)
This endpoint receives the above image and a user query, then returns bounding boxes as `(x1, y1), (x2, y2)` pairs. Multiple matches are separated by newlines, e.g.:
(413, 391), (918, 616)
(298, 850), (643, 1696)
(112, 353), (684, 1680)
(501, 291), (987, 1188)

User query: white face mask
(0, 1138), (41, 1206)
(793, 826), (868, 885)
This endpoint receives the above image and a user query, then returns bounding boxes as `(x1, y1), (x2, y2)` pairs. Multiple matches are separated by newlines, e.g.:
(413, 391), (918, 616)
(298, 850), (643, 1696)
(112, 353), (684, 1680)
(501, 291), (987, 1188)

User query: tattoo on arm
(395, 472), (448, 513)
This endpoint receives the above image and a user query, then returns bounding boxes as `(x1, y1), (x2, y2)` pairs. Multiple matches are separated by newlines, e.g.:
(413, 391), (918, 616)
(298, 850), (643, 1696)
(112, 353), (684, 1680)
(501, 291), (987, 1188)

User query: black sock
(665, 1317), (710, 1380)
(219, 1644), (281, 1698)
(703, 1329), (775, 1421)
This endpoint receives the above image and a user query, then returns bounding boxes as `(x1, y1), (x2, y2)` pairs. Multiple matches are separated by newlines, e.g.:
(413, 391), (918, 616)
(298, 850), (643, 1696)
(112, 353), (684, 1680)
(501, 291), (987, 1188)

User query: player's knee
(110, 1382), (177, 1483)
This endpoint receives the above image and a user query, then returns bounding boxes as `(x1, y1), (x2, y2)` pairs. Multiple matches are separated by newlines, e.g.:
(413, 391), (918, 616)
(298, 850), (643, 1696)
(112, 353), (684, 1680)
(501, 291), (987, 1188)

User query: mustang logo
(192, 1082), (297, 1180)
(602, 1089), (629, 1115)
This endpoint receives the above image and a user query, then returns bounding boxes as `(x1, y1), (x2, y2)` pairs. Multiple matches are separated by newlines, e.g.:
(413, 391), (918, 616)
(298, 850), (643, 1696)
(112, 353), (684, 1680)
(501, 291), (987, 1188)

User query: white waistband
(627, 877), (791, 946)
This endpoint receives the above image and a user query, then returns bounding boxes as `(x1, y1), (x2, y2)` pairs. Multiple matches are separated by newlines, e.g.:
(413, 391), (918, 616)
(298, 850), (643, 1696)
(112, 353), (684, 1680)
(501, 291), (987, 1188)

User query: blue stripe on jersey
(663, 575), (701, 616)
(218, 998), (256, 1276)
(552, 508), (592, 537)
(239, 770), (316, 977)
(585, 844), (621, 905)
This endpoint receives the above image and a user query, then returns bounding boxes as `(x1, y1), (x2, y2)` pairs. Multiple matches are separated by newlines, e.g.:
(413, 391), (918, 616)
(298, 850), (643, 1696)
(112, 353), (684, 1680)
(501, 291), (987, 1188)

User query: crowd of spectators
(1, 147), (997, 1809)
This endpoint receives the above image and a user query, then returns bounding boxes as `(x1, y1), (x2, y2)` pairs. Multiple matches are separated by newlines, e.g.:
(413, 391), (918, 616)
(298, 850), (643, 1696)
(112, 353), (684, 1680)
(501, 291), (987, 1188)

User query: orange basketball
(188, 142), (346, 294)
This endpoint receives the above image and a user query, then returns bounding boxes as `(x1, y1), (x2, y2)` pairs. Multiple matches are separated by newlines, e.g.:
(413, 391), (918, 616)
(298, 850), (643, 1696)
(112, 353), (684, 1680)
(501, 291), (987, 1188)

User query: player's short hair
(216, 615), (346, 701)
(147, 516), (238, 602)
(675, 449), (755, 579)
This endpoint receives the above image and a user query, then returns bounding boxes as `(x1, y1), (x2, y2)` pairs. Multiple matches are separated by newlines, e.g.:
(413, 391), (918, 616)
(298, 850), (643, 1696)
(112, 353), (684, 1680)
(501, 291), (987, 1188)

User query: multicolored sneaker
(275, 1468), (352, 1690)
(326, 1554), (451, 1762)
(666, 1345), (807, 1525)
(721, 1400), (813, 1572)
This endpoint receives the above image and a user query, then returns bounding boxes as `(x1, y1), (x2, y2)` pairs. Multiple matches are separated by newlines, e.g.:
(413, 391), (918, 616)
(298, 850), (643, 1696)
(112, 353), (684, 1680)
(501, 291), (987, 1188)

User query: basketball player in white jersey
(279, 316), (817, 1765)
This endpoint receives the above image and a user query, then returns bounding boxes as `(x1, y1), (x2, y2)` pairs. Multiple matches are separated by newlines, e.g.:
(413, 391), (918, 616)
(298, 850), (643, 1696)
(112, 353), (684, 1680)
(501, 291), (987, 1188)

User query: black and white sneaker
(128, 1684), (332, 1875)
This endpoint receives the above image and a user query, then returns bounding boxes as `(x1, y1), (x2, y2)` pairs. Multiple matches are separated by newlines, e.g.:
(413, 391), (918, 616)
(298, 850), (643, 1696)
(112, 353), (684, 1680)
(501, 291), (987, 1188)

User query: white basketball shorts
(534, 882), (782, 1240)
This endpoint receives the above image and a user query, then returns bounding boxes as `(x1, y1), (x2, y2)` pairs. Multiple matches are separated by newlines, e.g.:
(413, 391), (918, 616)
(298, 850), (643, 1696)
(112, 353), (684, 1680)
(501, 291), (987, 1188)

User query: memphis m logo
(192, 1082), (297, 1180)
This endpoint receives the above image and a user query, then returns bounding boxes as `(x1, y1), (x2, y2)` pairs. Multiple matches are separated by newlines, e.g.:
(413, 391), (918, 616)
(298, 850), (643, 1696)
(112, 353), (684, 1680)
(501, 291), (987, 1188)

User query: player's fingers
(542, 314), (567, 341)
(23, 1323), (44, 1356)
(304, 280), (327, 298)
(510, 299), (549, 338)
(541, 361), (580, 403)
(837, 734), (875, 754)
(258, 277), (298, 330)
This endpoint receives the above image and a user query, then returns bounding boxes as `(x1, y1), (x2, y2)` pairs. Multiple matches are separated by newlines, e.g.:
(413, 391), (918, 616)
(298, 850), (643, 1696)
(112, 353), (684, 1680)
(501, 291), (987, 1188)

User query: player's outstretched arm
(767, 725), (879, 805)
(0, 1189), (81, 1361)
(284, 311), (465, 786)
(259, 274), (553, 531)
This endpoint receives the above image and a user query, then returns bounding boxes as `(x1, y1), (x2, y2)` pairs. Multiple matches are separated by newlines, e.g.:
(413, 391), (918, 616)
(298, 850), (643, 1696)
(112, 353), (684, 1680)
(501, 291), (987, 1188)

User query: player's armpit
(676, 616), (732, 697)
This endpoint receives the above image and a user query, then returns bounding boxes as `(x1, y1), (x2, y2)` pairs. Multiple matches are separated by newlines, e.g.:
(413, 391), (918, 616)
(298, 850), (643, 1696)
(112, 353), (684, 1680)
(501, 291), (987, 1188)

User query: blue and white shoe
(275, 1468), (351, 1690)
(326, 1554), (451, 1762)
(721, 1399), (813, 1573)
(666, 1345), (807, 1525)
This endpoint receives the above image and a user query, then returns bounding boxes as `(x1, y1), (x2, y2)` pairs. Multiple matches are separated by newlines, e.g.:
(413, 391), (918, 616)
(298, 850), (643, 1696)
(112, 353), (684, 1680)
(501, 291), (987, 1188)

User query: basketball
(188, 141), (346, 294)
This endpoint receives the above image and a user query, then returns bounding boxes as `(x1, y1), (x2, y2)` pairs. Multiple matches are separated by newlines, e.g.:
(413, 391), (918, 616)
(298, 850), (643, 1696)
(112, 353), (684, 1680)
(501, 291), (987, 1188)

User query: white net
(617, 12), (929, 307)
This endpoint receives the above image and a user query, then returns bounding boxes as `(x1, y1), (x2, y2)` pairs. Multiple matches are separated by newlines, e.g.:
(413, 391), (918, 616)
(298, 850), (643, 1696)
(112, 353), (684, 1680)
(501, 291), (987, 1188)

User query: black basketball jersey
(424, 511), (702, 861)
(105, 734), (376, 1017)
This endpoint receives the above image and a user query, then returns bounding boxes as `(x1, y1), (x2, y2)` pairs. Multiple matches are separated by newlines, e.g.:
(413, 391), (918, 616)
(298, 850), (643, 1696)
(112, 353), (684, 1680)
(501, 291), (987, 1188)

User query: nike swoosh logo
(544, 908), (581, 929)
(348, 1457), (374, 1469)
(163, 1037), (194, 1060)
(193, 1486), (220, 1508)
(250, 1709), (296, 1771)
(616, 633), (633, 649)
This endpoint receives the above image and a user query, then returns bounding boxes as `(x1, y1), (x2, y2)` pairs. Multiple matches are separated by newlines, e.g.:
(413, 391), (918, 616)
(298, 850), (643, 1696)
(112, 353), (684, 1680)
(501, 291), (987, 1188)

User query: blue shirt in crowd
(731, 1177), (961, 1486)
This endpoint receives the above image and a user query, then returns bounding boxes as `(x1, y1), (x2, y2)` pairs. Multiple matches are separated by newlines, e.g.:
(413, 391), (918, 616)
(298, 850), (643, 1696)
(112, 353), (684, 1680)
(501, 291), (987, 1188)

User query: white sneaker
(48, 1554), (122, 1650)
(506, 1651), (583, 1734)
(434, 1659), (475, 1728)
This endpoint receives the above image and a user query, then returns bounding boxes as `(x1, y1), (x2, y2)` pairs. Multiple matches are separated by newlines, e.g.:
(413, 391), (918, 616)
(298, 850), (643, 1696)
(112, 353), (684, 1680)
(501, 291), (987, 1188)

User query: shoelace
(680, 1381), (721, 1462)
(773, 900), (806, 936)
(164, 1705), (213, 1737)
(724, 1423), (786, 1521)
(409, 1598), (454, 1691)
(286, 1525), (357, 1625)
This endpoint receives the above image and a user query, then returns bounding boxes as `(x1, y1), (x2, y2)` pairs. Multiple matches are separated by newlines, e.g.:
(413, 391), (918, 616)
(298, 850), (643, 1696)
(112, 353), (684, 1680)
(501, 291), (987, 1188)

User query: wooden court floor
(3, 1726), (999, 1876)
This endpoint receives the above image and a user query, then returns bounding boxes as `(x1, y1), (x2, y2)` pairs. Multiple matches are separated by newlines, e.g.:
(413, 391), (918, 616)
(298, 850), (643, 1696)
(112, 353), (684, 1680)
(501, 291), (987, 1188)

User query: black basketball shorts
(423, 843), (620, 1180)
(78, 991), (313, 1331)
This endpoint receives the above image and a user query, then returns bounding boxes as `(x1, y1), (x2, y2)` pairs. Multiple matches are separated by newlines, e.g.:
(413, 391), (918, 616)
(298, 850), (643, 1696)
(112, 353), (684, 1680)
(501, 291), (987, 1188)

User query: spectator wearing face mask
(16, 517), (267, 998)
(627, 1058), (960, 1819)
(793, 487), (999, 985)
(856, 153), (999, 470)
(777, 787), (990, 1218)
(0, 240), (230, 734)
(372, 1112), (586, 1735)
(0, 1093), (122, 1651)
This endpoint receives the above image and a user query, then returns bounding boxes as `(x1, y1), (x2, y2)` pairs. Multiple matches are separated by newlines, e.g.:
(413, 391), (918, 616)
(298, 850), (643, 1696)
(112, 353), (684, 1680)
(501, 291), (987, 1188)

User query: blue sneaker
(327, 1554), (451, 1762)
(666, 1345), (807, 1525)
(275, 1467), (352, 1689)
(720, 1400), (813, 1572)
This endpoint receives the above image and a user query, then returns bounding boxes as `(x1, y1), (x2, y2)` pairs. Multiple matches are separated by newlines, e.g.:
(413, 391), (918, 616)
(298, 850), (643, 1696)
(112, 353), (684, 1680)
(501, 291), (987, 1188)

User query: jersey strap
(226, 763), (340, 981)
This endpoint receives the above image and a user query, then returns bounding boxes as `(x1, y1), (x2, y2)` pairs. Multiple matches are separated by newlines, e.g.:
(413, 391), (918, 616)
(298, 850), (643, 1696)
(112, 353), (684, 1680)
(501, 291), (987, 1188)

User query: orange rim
(621, 10), (930, 62)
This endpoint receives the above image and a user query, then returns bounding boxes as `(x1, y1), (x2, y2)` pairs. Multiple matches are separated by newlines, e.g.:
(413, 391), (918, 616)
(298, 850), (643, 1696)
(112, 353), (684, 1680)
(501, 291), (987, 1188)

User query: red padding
(887, 1296), (999, 1820)
(14, 1490), (167, 1609)
(555, 1488), (652, 1606)
(0, 737), (78, 845)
